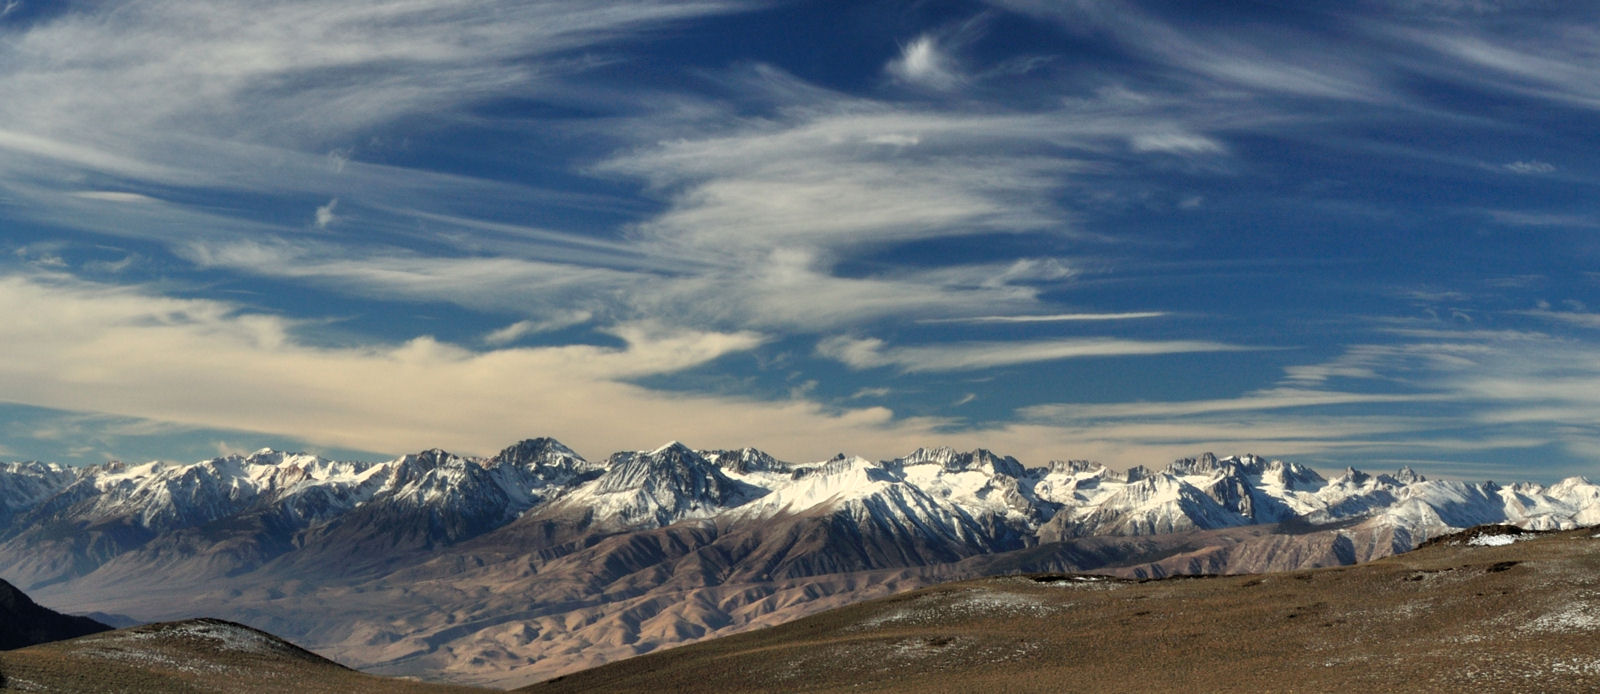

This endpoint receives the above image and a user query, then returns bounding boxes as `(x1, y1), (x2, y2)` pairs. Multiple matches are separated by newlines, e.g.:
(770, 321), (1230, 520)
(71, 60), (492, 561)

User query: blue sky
(2, 0), (1598, 481)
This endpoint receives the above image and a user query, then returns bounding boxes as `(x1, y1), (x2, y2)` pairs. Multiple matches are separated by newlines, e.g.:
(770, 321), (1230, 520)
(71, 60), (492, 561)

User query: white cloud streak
(817, 335), (1254, 372)
(483, 311), (594, 346)
(1129, 132), (1226, 155)
(69, 191), (161, 204)
(920, 311), (1166, 324)
(988, 0), (1393, 103)
(1504, 160), (1556, 174)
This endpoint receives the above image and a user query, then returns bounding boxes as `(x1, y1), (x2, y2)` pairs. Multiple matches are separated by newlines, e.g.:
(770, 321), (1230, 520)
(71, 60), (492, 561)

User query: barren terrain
(526, 527), (1600, 693)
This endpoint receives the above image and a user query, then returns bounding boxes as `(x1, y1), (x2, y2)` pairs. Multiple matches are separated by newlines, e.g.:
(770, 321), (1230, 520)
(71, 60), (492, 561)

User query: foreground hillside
(0, 619), (485, 693)
(527, 527), (1600, 693)
(5, 439), (1599, 686)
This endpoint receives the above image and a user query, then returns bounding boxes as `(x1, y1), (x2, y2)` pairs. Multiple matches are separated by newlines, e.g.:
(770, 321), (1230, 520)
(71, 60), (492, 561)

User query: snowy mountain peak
(236, 449), (329, 469)
(1167, 452), (1227, 475)
(391, 448), (469, 478)
(1257, 459), (1326, 491)
(648, 440), (695, 457)
(560, 443), (764, 529)
(1393, 466), (1425, 484)
(492, 437), (583, 468)
(1337, 467), (1371, 485)
(1549, 476), (1598, 497)
(895, 447), (1026, 478)
(0, 460), (74, 477)
(1046, 460), (1105, 475)
(1117, 465), (1151, 483)
(0, 462), (83, 518)
(700, 447), (786, 474)
(597, 445), (720, 493)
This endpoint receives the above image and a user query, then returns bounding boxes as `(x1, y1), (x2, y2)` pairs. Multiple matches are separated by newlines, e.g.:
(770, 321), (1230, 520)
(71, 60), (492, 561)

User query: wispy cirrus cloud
(0, 0), (751, 255)
(1128, 133), (1227, 155)
(919, 311), (1166, 324)
(1, 0), (748, 152)
(2, 1), (1263, 343)
(483, 311), (595, 346)
(817, 334), (1254, 373)
(988, 0), (1394, 103)
(1486, 210), (1600, 228)
(1504, 160), (1556, 174)
(1003, 323), (1600, 479)
(68, 191), (161, 204)
(1513, 308), (1600, 330)
(1019, 388), (1442, 421)
(582, 64), (1266, 330)
(1396, 23), (1600, 112)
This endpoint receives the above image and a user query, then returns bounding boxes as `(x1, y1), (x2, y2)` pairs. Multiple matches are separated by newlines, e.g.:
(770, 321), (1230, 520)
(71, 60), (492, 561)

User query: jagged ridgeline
(2, 440), (1598, 687)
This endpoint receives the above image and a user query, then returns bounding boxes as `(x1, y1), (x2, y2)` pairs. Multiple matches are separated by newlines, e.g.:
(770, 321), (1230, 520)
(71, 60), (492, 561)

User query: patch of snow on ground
(888, 636), (964, 659)
(95, 621), (298, 658)
(854, 589), (1060, 630)
(1549, 658), (1600, 677)
(1024, 575), (1125, 591)
(1524, 603), (1600, 633)
(1467, 534), (1520, 547)
(76, 645), (218, 674)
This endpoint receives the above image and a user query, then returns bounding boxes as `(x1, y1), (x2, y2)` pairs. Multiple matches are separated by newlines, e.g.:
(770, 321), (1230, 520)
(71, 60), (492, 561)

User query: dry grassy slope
(524, 527), (1600, 694)
(0, 619), (487, 694)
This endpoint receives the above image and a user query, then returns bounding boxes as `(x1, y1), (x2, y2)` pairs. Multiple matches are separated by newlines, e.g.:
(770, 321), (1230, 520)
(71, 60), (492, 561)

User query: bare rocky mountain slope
(2, 439), (1598, 687)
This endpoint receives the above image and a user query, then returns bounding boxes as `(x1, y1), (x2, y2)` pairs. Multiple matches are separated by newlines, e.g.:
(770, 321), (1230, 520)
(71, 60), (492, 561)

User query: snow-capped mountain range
(4, 441), (1599, 579)
(3, 438), (1598, 686)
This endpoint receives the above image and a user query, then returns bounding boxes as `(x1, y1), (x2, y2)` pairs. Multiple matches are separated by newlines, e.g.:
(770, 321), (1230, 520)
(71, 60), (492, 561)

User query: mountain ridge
(3, 436), (1598, 687)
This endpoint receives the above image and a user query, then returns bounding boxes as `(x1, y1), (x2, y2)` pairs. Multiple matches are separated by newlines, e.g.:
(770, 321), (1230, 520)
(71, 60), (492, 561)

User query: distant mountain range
(3, 438), (1598, 687)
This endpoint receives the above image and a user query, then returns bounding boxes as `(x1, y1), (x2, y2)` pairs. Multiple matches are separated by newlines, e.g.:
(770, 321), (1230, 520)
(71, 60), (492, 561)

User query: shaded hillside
(0, 579), (109, 650)
(0, 618), (486, 693)
(526, 527), (1600, 693)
